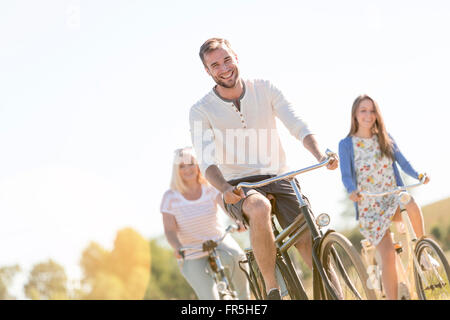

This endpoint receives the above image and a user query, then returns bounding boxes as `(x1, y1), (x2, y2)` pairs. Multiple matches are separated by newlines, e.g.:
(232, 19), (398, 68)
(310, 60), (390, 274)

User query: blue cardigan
(338, 135), (419, 220)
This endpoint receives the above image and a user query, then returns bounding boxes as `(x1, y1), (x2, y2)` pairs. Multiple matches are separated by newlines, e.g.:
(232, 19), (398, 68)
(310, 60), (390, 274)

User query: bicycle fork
(399, 210), (435, 291)
(208, 249), (236, 299)
(289, 179), (340, 300)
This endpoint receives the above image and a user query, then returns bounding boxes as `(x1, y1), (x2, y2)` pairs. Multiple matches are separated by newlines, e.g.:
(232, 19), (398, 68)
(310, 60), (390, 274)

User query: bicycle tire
(414, 237), (450, 300)
(216, 269), (237, 300)
(275, 256), (306, 300)
(246, 250), (266, 300)
(245, 250), (307, 300)
(319, 231), (377, 300)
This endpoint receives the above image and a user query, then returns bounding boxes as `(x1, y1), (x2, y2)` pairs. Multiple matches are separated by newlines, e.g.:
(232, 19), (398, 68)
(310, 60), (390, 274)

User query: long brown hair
(348, 94), (394, 160)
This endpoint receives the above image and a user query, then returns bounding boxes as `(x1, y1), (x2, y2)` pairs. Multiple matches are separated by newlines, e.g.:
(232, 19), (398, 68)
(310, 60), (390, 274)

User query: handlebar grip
(325, 149), (337, 158)
(418, 173), (427, 184)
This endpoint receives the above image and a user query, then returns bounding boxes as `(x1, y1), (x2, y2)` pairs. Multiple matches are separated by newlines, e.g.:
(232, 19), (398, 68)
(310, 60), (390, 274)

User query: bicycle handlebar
(178, 224), (239, 255)
(235, 149), (337, 190)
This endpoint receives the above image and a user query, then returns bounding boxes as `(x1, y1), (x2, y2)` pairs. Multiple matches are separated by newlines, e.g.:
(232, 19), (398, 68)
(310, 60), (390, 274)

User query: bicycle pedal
(394, 242), (403, 254)
(425, 283), (446, 290)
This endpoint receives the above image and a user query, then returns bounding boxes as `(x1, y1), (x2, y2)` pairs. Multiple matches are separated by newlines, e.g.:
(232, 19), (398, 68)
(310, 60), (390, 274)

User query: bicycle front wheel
(319, 231), (377, 300)
(414, 237), (450, 300)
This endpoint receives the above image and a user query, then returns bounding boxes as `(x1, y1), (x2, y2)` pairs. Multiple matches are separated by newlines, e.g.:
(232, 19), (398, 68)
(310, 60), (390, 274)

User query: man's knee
(242, 194), (271, 222)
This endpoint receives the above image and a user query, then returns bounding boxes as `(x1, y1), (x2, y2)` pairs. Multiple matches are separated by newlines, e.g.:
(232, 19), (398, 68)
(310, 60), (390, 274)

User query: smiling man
(189, 38), (338, 300)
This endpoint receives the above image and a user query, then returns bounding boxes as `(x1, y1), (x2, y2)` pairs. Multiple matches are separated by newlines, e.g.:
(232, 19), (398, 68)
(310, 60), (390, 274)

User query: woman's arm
(162, 212), (183, 259)
(338, 139), (357, 194)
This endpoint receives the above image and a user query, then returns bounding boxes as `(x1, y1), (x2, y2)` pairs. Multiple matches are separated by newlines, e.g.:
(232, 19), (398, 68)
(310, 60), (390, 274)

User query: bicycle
(237, 150), (377, 300)
(360, 174), (450, 300)
(179, 225), (241, 300)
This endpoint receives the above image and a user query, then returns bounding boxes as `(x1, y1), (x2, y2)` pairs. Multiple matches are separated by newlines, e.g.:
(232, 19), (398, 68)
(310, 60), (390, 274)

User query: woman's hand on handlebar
(419, 173), (430, 185)
(349, 190), (362, 202)
(175, 247), (184, 260)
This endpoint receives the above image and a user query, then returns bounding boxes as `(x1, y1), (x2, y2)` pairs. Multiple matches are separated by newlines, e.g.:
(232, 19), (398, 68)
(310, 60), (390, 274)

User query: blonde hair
(348, 94), (394, 160)
(169, 147), (208, 194)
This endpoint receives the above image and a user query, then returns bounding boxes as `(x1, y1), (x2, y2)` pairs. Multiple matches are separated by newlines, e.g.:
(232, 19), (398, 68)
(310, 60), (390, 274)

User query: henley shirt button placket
(232, 103), (247, 129)
(239, 112), (247, 128)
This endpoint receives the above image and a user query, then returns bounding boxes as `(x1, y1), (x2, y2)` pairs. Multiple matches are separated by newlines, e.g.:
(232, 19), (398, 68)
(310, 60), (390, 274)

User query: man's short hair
(199, 38), (234, 67)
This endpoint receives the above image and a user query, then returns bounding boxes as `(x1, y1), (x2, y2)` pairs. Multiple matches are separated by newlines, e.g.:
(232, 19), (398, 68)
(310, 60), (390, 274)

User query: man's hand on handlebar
(223, 184), (245, 204)
(320, 153), (339, 170)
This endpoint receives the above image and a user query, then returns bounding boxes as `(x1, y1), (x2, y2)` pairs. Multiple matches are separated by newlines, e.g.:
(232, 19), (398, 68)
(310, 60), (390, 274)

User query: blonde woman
(160, 147), (250, 300)
(339, 95), (430, 300)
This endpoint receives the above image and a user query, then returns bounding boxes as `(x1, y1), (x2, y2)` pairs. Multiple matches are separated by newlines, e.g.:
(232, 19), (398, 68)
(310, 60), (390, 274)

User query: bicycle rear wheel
(319, 231), (377, 300)
(414, 237), (450, 300)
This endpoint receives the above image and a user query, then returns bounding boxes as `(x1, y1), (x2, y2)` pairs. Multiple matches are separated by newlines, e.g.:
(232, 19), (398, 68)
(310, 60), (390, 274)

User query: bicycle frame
(359, 175), (442, 298)
(180, 225), (238, 299)
(236, 149), (340, 300)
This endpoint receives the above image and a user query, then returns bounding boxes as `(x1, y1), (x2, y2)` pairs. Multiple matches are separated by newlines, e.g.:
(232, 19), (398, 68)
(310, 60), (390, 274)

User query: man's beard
(213, 69), (239, 89)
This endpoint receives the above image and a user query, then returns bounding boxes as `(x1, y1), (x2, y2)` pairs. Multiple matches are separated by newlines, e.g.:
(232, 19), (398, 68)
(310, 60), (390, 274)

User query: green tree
(431, 225), (442, 242)
(80, 228), (151, 300)
(0, 264), (21, 300)
(24, 260), (68, 300)
(444, 225), (450, 251)
(144, 237), (195, 299)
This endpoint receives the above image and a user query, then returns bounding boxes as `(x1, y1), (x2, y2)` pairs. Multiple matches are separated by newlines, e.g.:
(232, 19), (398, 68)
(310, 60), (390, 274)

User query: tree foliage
(80, 227), (151, 299)
(0, 264), (21, 300)
(24, 260), (68, 300)
(144, 238), (195, 300)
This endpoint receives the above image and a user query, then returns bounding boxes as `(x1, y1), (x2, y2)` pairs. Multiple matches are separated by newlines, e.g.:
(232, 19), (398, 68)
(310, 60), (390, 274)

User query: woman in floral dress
(338, 95), (430, 300)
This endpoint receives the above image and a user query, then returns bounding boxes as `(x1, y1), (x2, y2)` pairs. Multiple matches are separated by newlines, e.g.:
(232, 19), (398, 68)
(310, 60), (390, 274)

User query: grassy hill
(422, 197), (450, 234)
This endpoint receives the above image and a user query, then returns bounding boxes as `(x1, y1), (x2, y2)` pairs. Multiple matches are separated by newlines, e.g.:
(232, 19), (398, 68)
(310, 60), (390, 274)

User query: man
(189, 38), (338, 300)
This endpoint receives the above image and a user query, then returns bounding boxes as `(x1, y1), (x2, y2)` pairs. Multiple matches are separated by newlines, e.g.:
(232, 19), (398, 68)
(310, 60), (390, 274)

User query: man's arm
(303, 134), (338, 170)
(205, 165), (245, 204)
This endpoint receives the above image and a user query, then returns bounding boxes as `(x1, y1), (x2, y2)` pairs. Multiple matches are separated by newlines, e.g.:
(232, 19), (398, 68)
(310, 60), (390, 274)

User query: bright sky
(1, 0), (450, 298)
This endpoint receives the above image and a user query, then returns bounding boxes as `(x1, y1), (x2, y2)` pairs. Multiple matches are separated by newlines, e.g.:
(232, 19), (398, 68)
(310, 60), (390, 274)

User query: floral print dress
(353, 135), (399, 246)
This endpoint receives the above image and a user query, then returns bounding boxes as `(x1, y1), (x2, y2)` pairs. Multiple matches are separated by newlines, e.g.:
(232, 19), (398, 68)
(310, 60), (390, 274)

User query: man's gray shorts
(223, 174), (310, 229)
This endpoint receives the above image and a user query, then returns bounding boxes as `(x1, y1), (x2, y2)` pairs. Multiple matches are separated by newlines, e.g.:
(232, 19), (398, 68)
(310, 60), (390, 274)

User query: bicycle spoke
(320, 232), (376, 300)
(415, 238), (450, 300)
(330, 246), (363, 299)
